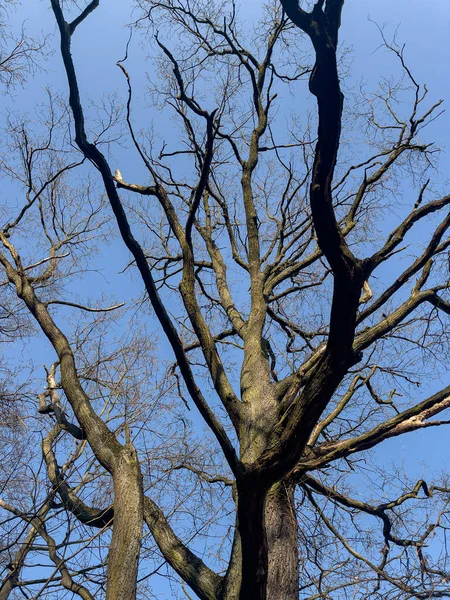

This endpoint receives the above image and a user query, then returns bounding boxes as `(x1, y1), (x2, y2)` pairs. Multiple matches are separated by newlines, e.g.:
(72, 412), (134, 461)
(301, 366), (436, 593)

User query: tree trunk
(106, 437), (144, 600)
(228, 478), (298, 600)
(237, 383), (299, 600)
(265, 480), (298, 600)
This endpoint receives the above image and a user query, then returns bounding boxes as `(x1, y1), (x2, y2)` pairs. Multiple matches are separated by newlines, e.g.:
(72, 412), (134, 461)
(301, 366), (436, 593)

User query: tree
(0, 0), (43, 88)
(1, 0), (450, 599)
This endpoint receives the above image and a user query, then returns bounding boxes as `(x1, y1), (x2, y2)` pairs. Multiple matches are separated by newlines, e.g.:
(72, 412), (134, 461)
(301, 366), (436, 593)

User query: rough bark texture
(106, 436), (144, 600)
(266, 481), (298, 600)
(237, 487), (268, 600)
(223, 481), (298, 600)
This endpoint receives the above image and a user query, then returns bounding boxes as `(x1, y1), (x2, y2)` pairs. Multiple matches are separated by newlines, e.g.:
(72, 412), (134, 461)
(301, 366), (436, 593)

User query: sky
(2, 0), (450, 597)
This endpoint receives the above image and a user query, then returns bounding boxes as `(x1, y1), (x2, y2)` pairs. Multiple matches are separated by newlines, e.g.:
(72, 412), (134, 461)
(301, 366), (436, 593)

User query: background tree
(1, 0), (450, 599)
(0, 0), (43, 87)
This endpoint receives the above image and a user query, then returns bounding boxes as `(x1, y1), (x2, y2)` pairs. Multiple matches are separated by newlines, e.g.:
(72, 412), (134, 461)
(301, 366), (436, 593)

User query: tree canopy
(1, 1), (450, 599)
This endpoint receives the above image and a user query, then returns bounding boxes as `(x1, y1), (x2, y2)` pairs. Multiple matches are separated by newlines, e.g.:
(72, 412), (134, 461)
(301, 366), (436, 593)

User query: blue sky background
(2, 0), (450, 597)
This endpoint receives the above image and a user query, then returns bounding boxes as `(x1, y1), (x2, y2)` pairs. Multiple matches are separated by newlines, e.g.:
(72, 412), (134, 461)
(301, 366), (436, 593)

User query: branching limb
(301, 474), (431, 548)
(50, 0), (240, 473)
(301, 384), (450, 469)
(41, 425), (223, 600)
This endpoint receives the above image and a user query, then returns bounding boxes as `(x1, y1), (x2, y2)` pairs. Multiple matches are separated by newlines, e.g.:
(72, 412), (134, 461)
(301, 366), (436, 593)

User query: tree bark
(232, 478), (298, 600)
(106, 432), (144, 600)
(266, 480), (298, 600)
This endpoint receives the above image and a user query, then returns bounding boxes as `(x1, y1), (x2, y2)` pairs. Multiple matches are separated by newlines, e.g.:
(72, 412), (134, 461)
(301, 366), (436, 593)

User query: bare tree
(1, 0), (450, 599)
(0, 1), (44, 88)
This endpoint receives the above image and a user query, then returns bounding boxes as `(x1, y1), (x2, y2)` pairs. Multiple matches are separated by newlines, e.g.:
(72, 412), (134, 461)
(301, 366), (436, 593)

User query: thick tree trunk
(237, 375), (299, 600)
(237, 486), (268, 600)
(266, 480), (298, 600)
(106, 436), (144, 600)
(229, 478), (298, 600)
